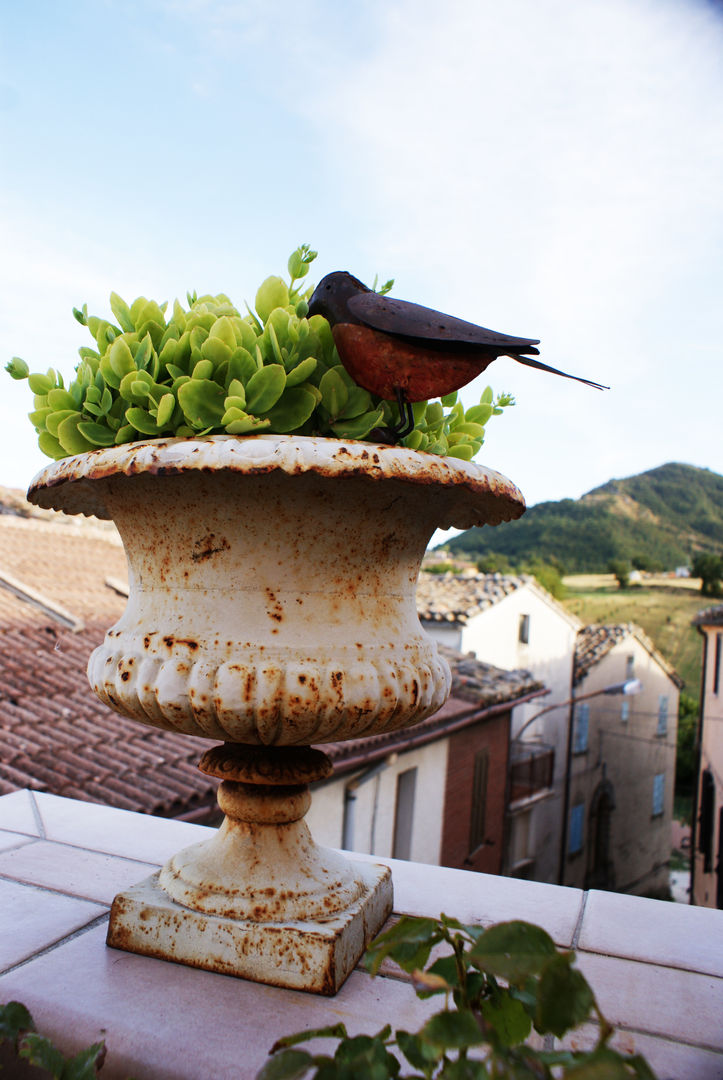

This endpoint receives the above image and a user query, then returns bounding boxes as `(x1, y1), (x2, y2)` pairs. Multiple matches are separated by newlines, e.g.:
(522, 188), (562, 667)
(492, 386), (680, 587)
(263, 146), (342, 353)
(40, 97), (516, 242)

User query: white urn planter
(28, 434), (525, 994)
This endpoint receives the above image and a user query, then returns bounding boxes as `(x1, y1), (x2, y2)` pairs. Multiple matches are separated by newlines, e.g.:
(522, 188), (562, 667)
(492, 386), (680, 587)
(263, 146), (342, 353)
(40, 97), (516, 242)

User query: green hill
(445, 463), (723, 573)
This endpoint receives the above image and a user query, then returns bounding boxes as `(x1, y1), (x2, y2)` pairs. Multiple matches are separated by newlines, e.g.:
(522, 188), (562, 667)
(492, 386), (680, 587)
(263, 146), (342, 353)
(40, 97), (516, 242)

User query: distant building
(417, 572), (581, 882)
(691, 605), (723, 909)
(568, 624), (682, 897)
(307, 648), (544, 875)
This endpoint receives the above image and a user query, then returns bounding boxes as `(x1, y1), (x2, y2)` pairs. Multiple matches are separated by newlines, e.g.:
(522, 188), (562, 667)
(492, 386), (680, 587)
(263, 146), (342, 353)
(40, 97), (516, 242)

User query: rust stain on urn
(191, 533), (231, 562)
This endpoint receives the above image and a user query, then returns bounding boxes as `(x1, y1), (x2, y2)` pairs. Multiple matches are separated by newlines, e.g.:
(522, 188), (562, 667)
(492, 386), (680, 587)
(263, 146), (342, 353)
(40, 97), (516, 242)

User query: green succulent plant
(5, 246), (514, 463)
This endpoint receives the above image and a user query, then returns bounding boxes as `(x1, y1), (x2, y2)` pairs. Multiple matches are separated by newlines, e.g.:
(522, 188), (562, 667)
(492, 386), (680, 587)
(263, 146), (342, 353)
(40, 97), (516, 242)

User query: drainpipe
(342, 755), (397, 852)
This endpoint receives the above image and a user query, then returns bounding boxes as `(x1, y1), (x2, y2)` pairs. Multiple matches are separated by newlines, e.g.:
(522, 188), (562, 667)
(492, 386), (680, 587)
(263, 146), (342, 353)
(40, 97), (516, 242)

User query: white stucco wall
(567, 635), (679, 896)
(306, 740), (449, 866)
(424, 583), (579, 883)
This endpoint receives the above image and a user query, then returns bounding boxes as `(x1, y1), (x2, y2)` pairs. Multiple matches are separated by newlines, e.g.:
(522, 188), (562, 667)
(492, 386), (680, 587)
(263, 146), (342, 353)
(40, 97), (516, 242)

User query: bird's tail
(509, 353), (609, 390)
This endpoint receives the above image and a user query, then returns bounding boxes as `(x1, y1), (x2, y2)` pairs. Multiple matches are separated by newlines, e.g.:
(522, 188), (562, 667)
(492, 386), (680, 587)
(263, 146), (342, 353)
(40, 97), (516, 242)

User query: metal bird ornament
(307, 271), (607, 439)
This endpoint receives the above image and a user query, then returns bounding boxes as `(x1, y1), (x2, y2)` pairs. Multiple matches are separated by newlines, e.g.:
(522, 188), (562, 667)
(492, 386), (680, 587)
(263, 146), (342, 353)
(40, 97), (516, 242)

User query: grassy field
(561, 575), (707, 697)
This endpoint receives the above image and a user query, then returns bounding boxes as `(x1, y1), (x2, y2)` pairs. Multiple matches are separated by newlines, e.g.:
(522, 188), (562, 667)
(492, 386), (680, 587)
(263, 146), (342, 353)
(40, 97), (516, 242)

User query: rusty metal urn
(28, 434), (525, 993)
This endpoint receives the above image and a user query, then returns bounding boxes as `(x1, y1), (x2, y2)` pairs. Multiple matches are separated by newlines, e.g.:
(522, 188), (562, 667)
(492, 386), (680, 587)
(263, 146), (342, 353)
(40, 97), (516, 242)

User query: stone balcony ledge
(0, 789), (721, 1079)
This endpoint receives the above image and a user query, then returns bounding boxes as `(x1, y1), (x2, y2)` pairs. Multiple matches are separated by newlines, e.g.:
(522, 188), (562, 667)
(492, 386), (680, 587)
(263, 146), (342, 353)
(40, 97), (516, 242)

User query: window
(652, 773), (665, 817)
(715, 634), (722, 696)
(392, 768), (417, 861)
(468, 751), (488, 853)
(626, 655), (635, 679)
(518, 614), (530, 644)
(573, 702), (589, 753)
(569, 803), (585, 855)
(620, 699), (630, 723)
(657, 695), (669, 736)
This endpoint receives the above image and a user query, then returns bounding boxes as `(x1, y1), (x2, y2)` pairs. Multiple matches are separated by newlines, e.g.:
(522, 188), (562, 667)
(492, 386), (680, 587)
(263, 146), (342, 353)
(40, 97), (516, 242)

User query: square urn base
(106, 861), (393, 995)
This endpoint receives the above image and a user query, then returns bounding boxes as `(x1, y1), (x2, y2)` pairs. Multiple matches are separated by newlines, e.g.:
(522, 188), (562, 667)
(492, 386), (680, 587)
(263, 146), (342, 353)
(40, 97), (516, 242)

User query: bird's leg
(391, 387), (415, 441)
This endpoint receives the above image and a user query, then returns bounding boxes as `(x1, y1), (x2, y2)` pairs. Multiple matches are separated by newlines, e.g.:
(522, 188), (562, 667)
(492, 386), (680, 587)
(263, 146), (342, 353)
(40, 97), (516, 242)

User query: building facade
(417, 572), (581, 882)
(567, 624), (681, 897)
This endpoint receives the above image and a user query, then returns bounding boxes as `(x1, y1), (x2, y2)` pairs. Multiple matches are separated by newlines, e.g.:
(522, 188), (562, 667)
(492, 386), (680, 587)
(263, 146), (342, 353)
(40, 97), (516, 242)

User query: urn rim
(26, 433), (525, 529)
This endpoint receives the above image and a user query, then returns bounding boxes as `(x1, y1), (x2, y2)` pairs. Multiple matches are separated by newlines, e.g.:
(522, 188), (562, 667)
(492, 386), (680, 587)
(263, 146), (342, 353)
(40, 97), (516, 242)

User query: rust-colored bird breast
(332, 323), (493, 402)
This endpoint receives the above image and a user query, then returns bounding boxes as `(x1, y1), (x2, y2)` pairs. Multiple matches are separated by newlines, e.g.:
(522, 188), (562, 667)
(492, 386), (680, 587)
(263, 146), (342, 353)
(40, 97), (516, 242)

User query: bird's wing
(347, 293), (540, 354)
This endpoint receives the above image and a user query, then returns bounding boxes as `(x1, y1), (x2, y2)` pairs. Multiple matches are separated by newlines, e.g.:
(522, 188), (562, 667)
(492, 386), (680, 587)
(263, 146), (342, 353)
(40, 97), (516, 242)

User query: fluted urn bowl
(28, 434), (525, 992)
(29, 434), (525, 744)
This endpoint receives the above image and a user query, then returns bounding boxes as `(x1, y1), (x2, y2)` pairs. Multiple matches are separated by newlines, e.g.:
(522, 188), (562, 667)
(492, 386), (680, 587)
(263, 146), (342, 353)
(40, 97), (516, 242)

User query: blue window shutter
(573, 703), (589, 753)
(657, 696), (668, 736)
(653, 773), (665, 817)
(569, 803), (584, 854)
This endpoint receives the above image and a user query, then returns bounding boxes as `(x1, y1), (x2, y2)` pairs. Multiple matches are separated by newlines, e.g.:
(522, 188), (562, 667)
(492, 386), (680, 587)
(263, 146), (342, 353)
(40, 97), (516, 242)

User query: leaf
(481, 991), (532, 1046)
(285, 355), (317, 387)
(564, 1047), (647, 1078)
(125, 407), (163, 437)
(469, 921), (557, 983)
(330, 408), (384, 441)
(77, 421), (116, 447)
(177, 378), (226, 429)
(192, 358), (215, 380)
(109, 292), (135, 333)
(441, 391), (458, 406)
(420, 1009), (484, 1051)
(62, 1041), (107, 1079)
(273, 1024), (349, 1052)
(155, 393), (176, 428)
(27, 372), (55, 394)
(480, 385), (494, 404)
(38, 431), (65, 458)
(18, 1032), (67, 1076)
(261, 387), (317, 433)
(201, 336), (232, 367)
(535, 953), (594, 1037)
(245, 364), (286, 414)
(319, 367), (350, 419)
(47, 388), (78, 411)
(395, 1030), (441, 1071)
(465, 404), (493, 426)
(0, 1000), (35, 1045)
(108, 336), (136, 379)
(365, 916), (442, 976)
(257, 1048), (314, 1080)
(56, 414), (95, 454)
(223, 410), (271, 435)
(227, 347), (259, 386)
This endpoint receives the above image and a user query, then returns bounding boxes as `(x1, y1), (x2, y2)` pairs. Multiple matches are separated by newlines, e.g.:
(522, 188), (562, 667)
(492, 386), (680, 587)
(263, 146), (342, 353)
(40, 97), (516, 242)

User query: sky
(1, 0), (722, 516)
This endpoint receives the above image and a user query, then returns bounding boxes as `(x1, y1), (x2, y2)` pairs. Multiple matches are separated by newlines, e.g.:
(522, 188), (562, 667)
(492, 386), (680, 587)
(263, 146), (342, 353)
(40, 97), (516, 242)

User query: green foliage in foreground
(0, 1000), (105, 1078)
(258, 915), (656, 1080)
(6, 246), (513, 463)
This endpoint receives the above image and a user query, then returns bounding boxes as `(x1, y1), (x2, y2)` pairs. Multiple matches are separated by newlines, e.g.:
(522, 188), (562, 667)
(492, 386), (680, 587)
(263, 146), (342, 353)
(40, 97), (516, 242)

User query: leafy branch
(0, 1000), (106, 1079)
(259, 916), (657, 1080)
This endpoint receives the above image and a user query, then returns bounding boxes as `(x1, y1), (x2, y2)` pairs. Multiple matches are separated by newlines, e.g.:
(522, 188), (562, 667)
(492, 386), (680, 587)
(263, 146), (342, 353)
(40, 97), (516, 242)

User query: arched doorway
(586, 775), (616, 890)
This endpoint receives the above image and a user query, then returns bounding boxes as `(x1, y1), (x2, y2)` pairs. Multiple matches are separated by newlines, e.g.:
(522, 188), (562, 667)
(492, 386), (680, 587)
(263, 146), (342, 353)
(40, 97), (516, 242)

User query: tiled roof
(0, 503), (545, 815)
(416, 570), (581, 631)
(692, 604), (723, 628)
(416, 572), (529, 622)
(0, 513), (217, 819)
(574, 623), (683, 688)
